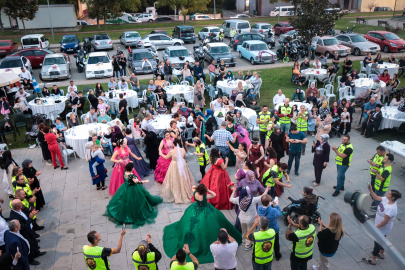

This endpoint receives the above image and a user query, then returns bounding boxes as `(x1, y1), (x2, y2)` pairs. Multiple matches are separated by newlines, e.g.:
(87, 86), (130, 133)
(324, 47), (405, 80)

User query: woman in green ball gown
(104, 162), (163, 228)
(163, 183), (242, 264)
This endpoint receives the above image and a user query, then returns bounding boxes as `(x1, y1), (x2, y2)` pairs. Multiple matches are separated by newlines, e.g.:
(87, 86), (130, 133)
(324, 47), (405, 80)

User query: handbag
(197, 93), (203, 100)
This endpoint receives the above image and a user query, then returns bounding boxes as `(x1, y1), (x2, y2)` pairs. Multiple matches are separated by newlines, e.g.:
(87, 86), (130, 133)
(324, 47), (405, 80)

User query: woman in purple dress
(124, 128), (151, 177)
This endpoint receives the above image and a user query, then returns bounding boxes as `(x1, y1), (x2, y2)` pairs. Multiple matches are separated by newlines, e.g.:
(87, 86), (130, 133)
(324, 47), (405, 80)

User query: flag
(128, 46), (131, 53)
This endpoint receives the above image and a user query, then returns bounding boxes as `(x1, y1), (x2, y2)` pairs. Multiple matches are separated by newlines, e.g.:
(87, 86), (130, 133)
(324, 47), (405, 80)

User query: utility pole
(278, 0), (280, 22)
(47, 0), (54, 42)
(214, 0), (216, 19)
(393, 0), (397, 17)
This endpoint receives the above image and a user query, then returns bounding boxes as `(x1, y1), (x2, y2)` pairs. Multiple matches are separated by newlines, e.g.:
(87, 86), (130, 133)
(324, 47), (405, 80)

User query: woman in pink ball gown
(154, 131), (174, 184)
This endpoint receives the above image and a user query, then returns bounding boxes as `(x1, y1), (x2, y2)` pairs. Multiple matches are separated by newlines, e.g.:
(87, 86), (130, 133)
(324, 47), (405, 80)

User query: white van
(270, 6), (295, 16)
(21, 34), (50, 50)
(136, 13), (155, 22)
(221, 19), (251, 38)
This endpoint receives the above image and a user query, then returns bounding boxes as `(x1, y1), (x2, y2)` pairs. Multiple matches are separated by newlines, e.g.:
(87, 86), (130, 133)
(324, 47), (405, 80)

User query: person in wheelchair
(284, 187), (317, 214)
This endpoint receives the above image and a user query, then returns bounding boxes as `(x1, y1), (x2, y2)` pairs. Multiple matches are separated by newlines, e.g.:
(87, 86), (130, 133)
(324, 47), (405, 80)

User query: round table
(214, 107), (258, 127)
(380, 106), (405, 130)
(274, 102), (313, 111)
(367, 62), (399, 77)
(106, 90), (138, 108)
(217, 80), (246, 96)
(150, 114), (186, 134)
(353, 78), (386, 98)
(29, 96), (67, 118)
(164, 85), (194, 102)
(301, 68), (327, 78)
(64, 123), (110, 159)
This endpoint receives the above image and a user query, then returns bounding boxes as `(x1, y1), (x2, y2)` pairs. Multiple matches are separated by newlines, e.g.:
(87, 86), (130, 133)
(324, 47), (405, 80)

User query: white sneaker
(312, 265), (318, 270)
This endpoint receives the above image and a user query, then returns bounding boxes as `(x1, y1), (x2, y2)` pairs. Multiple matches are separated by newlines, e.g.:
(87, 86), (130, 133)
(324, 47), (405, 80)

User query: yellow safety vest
(262, 165), (282, 187)
(170, 261), (194, 269)
(296, 112), (308, 132)
(132, 251), (157, 270)
(335, 143), (353, 166)
(253, 229), (276, 264)
(258, 112), (271, 132)
(196, 143), (209, 167)
(83, 245), (110, 270)
(266, 121), (274, 139)
(11, 176), (29, 193)
(9, 198), (36, 219)
(374, 165), (392, 192)
(370, 154), (384, 176)
(292, 224), (316, 259)
(279, 105), (292, 124)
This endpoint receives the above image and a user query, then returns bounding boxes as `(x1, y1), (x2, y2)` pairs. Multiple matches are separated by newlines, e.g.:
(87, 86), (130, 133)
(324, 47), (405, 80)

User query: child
(133, 118), (142, 137)
(97, 98), (110, 114)
(0, 97), (10, 119)
(91, 144), (105, 176)
(340, 107), (350, 135)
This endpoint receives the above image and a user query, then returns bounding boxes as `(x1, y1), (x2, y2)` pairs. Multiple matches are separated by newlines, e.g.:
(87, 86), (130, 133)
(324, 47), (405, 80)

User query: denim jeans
(252, 259), (272, 270)
(185, 76), (194, 85)
(400, 67), (405, 75)
(301, 131), (307, 153)
(195, 73), (206, 82)
(372, 236), (386, 257)
(336, 164), (349, 191)
(217, 146), (229, 161)
(280, 123), (291, 134)
(101, 141), (113, 155)
(288, 149), (301, 172)
(121, 67), (127, 76)
(115, 70), (120, 78)
(130, 83), (139, 92)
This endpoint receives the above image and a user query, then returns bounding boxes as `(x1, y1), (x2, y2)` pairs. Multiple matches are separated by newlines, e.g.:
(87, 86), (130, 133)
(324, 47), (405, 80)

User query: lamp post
(214, 0), (216, 19)
(393, 0), (397, 18)
(46, 0), (54, 42)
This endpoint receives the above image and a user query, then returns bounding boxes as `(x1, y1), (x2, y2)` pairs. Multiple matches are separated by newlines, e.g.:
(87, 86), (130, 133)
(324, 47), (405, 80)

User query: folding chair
(80, 114), (88, 124)
(359, 61), (367, 74)
(358, 73), (367, 79)
(369, 74), (378, 80)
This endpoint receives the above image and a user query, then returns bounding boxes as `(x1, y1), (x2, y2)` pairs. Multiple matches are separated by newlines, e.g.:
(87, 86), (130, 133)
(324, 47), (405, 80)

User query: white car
(198, 27), (222, 41)
(0, 56), (32, 74)
(192, 15), (214, 20)
(136, 13), (155, 22)
(231, 14), (250, 18)
(77, 20), (93, 26)
(85, 52), (113, 79)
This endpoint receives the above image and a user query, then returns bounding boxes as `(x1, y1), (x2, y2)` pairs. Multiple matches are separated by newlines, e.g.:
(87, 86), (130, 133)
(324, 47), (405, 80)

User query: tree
(4, 0), (39, 30)
(157, 0), (211, 24)
(367, 0), (379, 18)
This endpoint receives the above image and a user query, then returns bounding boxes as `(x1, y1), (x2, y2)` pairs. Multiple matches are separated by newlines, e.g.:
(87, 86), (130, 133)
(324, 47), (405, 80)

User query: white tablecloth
(64, 123), (110, 159)
(367, 62), (399, 77)
(301, 68), (327, 78)
(380, 106), (405, 129)
(380, 141), (405, 157)
(274, 102), (313, 111)
(214, 107), (258, 127)
(217, 80), (246, 96)
(353, 78), (386, 98)
(29, 96), (67, 118)
(164, 85), (194, 102)
(107, 90), (138, 108)
(149, 114), (186, 134)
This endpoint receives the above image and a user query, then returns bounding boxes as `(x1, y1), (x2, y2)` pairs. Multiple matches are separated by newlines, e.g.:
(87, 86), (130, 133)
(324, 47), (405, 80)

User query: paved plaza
(1, 117), (405, 270)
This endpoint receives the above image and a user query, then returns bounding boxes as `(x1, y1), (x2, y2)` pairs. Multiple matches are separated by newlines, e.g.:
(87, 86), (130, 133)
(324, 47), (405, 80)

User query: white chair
(153, 93), (160, 107)
(395, 59), (399, 64)
(322, 74), (336, 87)
(300, 89), (306, 100)
(308, 79), (317, 88)
(254, 82), (262, 98)
(184, 90), (194, 108)
(174, 95), (184, 103)
(318, 88), (326, 99)
(49, 110), (60, 124)
(358, 73), (367, 79)
(61, 144), (77, 166)
(181, 81), (190, 86)
(369, 74), (378, 80)
(359, 61), (367, 74)
(325, 84), (335, 99)
(182, 127), (195, 142)
(80, 114), (88, 124)
(59, 89), (64, 96)
(138, 90), (148, 105)
(339, 86), (355, 101)
(0, 143), (9, 151)
(65, 112), (77, 125)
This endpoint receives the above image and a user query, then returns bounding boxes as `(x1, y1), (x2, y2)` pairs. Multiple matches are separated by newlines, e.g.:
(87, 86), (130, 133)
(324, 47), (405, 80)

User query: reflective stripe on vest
(279, 105), (292, 124)
(132, 251), (157, 270)
(258, 112), (271, 132)
(335, 143), (353, 166)
(83, 245), (110, 270)
(296, 112), (308, 131)
(196, 143), (209, 167)
(170, 261), (195, 269)
(263, 165), (282, 187)
(253, 229), (276, 264)
(293, 224), (316, 259)
(374, 165), (392, 192)
(370, 154), (384, 175)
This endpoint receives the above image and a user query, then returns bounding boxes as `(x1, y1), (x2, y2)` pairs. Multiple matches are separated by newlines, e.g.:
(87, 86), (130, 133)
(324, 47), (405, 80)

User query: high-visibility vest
(230, 29), (237, 37)
(296, 112), (308, 132)
(170, 261), (194, 269)
(374, 165), (392, 192)
(370, 154), (384, 176)
(335, 143), (353, 166)
(253, 229), (276, 264)
(9, 198), (36, 219)
(292, 224), (316, 259)
(83, 245), (110, 270)
(196, 143), (209, 166)
(262, 165), (282, 187)
(132, 251), (157, 270)
(266, 121), (274, 139)
(279, 105), (292, 124)
(258, 112), (271, 132)
(11, 176), (28, 192)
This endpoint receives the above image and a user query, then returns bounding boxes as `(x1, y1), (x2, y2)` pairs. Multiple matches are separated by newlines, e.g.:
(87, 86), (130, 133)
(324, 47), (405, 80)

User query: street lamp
(46, 0), (54, 43)
(214, 0), (216, 19)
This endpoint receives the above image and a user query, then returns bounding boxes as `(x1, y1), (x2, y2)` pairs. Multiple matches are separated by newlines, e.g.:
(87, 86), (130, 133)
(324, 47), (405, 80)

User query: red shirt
(379, 74), (390, 84)
(44, 133), (58, 147)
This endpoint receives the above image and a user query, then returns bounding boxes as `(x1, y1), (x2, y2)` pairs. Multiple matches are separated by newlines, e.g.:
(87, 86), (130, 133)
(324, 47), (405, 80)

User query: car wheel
(250, 58), (255, 65)
(148, 19), (153, 22)
(239, 51), (242, 58)
(354, 48), (361, 56)
(174, 43), (181, 46)
(383, 45), (390, 53)
(325, 51), (330, 58)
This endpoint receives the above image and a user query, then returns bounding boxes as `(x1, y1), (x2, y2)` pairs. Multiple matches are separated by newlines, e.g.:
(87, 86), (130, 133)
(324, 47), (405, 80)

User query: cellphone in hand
(272, 197), (278, 204)
(122, 223), (126, 230)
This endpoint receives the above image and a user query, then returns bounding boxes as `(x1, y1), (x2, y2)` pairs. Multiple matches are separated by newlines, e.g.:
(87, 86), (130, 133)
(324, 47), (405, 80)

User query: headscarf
(226, 70), (234, 79)
(322, 100), (328, 108)
(235, 123), (245, 138)
(111, 126), (122, 142)
(187, 116), (194, 125)
(231, 89), (238, 102)
(180, 103), (188, 112)
(84, 142), (94, 161)
(3, 150), (18, 173)
(205, 109), (212, 120)
(22, 159), (32, 169)
(194, 105), (203, 117)
(239, 186), (252, 212)
(273, 125), (281, 136)
(295, 87), (302, 98)
(138, 108), (146, 121)
(320, 134), (329, 144)
(137, 240), (150, 262)
(352, 70), (358, 77)
(249, 89), (255, 99)
(346, 100), (352, 108)
(235, 94), (246, 106)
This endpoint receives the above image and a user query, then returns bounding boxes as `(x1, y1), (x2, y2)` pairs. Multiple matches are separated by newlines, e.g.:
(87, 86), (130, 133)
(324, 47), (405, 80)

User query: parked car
(85, 52), (113, 79)
(0, 40), (18, 57)
(0, 56), (32, 74)
(192, 15), (214, 20)
(250, 23), (273, 37)
(119, 31), (141, 47)
(21, 34), (50, 50)
(60, 35), (80, 53)
(312, 36), (351, 58)
(204, 43), (236, 67)
(364, 31), (405, 53)
(138, 34), (184, 49)
(190, 13), (204, 20)
(10, 48), (69, 68)
(273, 22), (294, 35)
(172, 25), (197, 43)
(77, 20), (93, 26)
(198, 27), (222, 41)
(374, 7), (393, 12)
(162, 46), (194, 68)
(279, 30), (301, 43)
(136, 13), (155, 22)
(40, 53), (71, 81)
(231, 14), (250, 18)
(237, 40), (276, 65)
(229, 33), (274, 51)
(336, 34), (380, 56)
(91, 34), (113, 51)
(156, 16), (172, 22)
(150, 30), (170, 36)
(127, 49), (157, 75)
(221, 19), (251, 37)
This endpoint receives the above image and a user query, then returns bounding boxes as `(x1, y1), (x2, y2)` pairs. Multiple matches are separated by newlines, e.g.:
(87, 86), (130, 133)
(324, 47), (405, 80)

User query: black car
(127, 49), (157, 75)
(156, 16), (172, 21)
(229, 33), (275, 51)
(204, 43), (236, 67)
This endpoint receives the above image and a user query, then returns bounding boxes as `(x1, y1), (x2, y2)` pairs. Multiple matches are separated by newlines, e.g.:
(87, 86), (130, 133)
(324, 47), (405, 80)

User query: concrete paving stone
(71, 253), (84, 270)
(55, 232), (74, 253)
(39, 231), (59, 250)
(168, 211), (184, 223)
(339, 234), (370, 263)
(53, 251), (73, 268)
(73, 236), (89, 254)
(35, 249), (56, 265)
(108, 250), (129, 270)
(59, 209), (76, 225)
(74, 221), (91, 238)
(33, 263), (54, 270)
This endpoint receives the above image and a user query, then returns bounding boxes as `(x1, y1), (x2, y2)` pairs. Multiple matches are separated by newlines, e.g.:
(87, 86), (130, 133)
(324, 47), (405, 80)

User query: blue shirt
(363, 101), (377, 119)
(211, 129), (234, 147)
(288, 131), (306, 152)
(55, 122), (65, 131)
(108, 81), (117, 89)
(257, 205), (282, 233)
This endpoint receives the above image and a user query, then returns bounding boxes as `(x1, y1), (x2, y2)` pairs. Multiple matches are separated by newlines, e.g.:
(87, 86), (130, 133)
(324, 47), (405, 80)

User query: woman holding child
(85, 142), (108, 190)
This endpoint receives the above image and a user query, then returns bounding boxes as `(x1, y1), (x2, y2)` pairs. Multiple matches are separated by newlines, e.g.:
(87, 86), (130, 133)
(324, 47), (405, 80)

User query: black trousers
(314, 165), (325, 184)
(290, 258), (309, 270)
(342, 66), (352, 75)
(120, 113), (129, 126)
(372, 236), (386, 257)
(199, 165), (206, 179)
(24, 108), (33, 115)
(274, 232), (281, 259)
(371, 174), (376, 192)
(259, 131), (267, 146)
(96, 181), (105, 188)
(361, 121), (378, 138)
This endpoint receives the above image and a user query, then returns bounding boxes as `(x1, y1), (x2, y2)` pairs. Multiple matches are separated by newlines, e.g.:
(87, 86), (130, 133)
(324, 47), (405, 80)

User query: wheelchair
(282, 195), (325, 226)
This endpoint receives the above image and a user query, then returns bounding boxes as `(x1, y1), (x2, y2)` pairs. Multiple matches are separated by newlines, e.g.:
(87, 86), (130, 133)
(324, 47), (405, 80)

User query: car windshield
(95, 35), (110, 40)
(211, 46), (230, 53)
(0, 41), (10, 46)
(260, 25), (270, 29)
(286, 30), (296, 35)
(0, 59), (22, 68)
(43, 57), (66, 65)
(133, 52), (153, 60)
(125, 32), (140, 38)
(250, 44), (268, 51)
(181, 28), (194, 33)
(384, 33), (400, 40)
(211, 28), (220, 32)
(62, 37), (77, 43)
(285, 24), (292, 27)
(323, 38), (338, 45)
(239, 23), (250, 29)
(42, 49), (54, 54)
(350, 35), (367, 42)
(88, 56), (110, 64)
(170, 49), (189, 57)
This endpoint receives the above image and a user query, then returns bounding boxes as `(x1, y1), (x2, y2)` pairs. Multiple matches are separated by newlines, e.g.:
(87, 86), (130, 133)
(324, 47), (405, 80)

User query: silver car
(162, 46), (194, 68)
(336, 34), (380, 56)
(279, 30), (301, 44)
(120, 31), (141, 47)
(40, 53), (71, 81)
(250, 23), (274, 37)
(137, 34), (184, 49)
(198, 27), (221, 41)
(92, 34), (113, 51)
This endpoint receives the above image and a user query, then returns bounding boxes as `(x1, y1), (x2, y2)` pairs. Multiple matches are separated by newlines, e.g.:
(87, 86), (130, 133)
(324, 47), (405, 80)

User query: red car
(364, 31), (405, 53)
(9, 48), (69, 68)
(273, 22), (294, 35)
(0, 40), (18, 57)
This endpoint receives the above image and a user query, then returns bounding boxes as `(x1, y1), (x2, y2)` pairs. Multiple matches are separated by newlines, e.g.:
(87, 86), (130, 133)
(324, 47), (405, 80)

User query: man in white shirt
(211, 96), (223, 112)
(19, 67), (32, 82)
(273, 89), (286, 107)
(313, 59), (322, 69)
(118, 78), (128, 90)
(210, 228), (238, 270)
(141, 113), (156, 134)
(69, 81), (77, 92)
(15, 88), (30, 100)
(66, 86), (76, 99)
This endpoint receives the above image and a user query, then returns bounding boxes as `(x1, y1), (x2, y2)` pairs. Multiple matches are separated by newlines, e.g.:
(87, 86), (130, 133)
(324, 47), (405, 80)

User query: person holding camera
(170, 244), (199, 269)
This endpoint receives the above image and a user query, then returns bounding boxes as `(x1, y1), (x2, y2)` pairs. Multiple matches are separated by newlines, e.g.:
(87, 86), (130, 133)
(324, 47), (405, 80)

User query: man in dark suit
(4, 220), (28, 270)
(361, 104), (383, 138)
